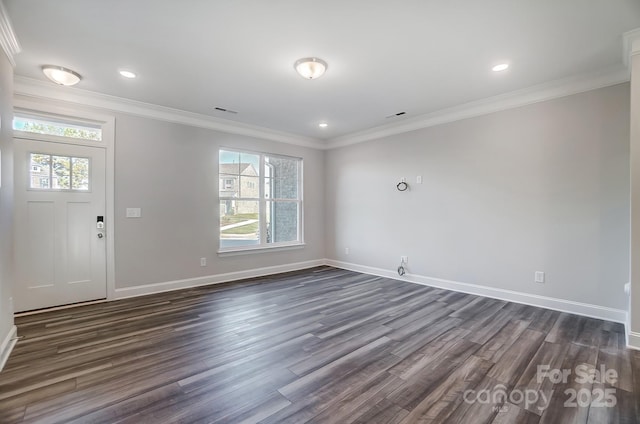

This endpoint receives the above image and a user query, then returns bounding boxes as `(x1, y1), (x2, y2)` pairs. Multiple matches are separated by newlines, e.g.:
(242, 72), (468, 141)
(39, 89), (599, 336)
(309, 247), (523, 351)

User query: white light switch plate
(126, 208), (142, 218)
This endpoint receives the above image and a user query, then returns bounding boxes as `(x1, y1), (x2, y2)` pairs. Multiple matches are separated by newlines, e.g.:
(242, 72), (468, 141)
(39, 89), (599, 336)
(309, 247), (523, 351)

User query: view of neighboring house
(219, 162), (259, 215)
(29, 163), (52, 189)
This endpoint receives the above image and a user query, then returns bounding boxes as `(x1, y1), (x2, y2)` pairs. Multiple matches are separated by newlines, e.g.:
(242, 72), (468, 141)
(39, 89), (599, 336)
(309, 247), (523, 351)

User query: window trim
(217, 147), (303, 254)
(217, 242), (306, 256)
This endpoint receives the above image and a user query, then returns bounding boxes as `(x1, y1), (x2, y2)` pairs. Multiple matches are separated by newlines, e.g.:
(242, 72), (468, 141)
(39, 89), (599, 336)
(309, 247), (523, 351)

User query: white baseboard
(625, 286), (638, 350)
(325, 259), (628, 325)
(114, 259), (326, 299)
(627, 331), (640, 351)
(70, 255), (640, 350)
(0, 325), (17, 372)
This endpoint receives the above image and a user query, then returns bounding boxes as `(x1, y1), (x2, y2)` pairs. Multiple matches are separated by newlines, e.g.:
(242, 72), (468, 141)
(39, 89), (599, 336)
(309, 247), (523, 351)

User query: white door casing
(13, 139), (107, 312)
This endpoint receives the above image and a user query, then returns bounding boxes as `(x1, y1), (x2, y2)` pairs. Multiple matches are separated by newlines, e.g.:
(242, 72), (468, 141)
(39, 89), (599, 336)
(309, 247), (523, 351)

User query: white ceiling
(5, 0), (640, 143)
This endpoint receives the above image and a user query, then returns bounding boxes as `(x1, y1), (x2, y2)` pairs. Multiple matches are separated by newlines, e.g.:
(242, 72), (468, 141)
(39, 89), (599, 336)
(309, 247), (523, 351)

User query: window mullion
(48, 155), (53, 189)
(259, 154), (266, 246)
(298, 161), (302, 243)
(69, 158), (74, 190)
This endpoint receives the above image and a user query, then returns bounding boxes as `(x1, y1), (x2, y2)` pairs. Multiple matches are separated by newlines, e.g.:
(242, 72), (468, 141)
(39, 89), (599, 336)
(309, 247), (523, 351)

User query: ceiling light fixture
(294, 57), (328, 80)
(319, 122), (328, 128)
(492, 63), (509, 72)
(42, 65), (81, 86)
(119, 70), (137, 79)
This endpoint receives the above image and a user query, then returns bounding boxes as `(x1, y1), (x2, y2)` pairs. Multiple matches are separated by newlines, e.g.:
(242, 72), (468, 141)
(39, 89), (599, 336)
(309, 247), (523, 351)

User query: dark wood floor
(1, 267), (639, 423)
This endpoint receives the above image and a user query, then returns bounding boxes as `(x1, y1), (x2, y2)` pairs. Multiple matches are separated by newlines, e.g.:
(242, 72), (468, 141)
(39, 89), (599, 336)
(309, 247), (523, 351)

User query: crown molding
(325, 66), (629, 150)
(0, 1), (20, 67)
(14, 64), (629, 152)
(623, 27), (640, 69)
(13, 76), (323, 149)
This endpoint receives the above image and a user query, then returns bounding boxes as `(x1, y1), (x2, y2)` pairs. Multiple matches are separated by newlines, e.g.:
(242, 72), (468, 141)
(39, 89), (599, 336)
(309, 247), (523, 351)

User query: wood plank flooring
(1, 266), (639, 423)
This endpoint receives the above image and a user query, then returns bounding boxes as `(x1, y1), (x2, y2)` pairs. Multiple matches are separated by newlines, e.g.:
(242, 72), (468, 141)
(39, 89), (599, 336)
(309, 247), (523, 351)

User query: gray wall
(113, 114), (325, 288)
(0, 51), (14, 345)
(325, 83), (630, 310)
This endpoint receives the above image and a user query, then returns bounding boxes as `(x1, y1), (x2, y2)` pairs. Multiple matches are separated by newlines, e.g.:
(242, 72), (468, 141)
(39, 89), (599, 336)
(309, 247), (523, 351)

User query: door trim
(13, 96), (116, 301)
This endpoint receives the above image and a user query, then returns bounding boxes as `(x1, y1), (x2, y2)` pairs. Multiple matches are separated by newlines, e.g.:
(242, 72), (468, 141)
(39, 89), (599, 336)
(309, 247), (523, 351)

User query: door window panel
(30, 154), (51, 189)
(29, 153), (90, 191)
(52, 156), (71, 189)
(72, 158), (90, 190)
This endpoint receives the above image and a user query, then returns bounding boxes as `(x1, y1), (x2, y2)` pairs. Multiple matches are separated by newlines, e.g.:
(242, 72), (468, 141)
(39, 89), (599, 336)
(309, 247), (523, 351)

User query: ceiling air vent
(385, 111), (407, 119)
(214, 107), (238, 114)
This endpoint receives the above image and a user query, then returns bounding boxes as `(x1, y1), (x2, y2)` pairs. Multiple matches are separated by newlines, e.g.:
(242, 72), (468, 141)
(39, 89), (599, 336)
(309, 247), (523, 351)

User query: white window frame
(218, 148), (304, 255)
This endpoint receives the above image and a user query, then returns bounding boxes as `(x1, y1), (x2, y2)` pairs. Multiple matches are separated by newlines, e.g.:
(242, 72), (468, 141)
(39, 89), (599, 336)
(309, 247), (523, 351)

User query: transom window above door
(14, 115), (102, 141)
(29, 153), (90, 191)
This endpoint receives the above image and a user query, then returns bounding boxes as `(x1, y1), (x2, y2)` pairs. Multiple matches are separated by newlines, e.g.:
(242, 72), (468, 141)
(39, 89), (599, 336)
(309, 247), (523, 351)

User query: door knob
(97, 233), (104, 239)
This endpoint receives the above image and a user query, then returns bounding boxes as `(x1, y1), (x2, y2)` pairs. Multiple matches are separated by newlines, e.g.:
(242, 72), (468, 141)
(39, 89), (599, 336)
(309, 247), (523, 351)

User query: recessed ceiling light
(119, 70), (137, 79)
(492, 63), (509, 72)
(295, 57), (328, 80)
(42, 65), (81, 86)
(318, 122), (328, 128)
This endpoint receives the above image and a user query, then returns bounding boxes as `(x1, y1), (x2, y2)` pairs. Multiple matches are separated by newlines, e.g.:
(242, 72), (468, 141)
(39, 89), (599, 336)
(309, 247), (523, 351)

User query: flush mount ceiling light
(492, 63), (510, 72)
(119, 70), (137, 79)
(42, 65), (81, 86)
(294, 57), (328, 80)
(318, 122), (328, 128)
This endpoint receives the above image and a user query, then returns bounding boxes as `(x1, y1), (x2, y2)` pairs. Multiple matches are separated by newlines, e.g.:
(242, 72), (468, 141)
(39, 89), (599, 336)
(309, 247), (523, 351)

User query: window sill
(217, 243), (305, 257)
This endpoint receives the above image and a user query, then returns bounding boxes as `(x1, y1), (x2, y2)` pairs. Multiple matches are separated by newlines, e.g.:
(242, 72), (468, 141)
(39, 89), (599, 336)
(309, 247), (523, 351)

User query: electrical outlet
(200, 257), (207, 267)
(416, 175), (423, 184)
(401, 256), (408, 264)
(345, 247), (350, 255)
(535, 271), (545, 283)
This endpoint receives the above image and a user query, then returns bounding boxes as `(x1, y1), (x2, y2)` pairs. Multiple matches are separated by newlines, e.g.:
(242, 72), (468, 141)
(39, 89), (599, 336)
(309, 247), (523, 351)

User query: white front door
(14, 139), (107, 312)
